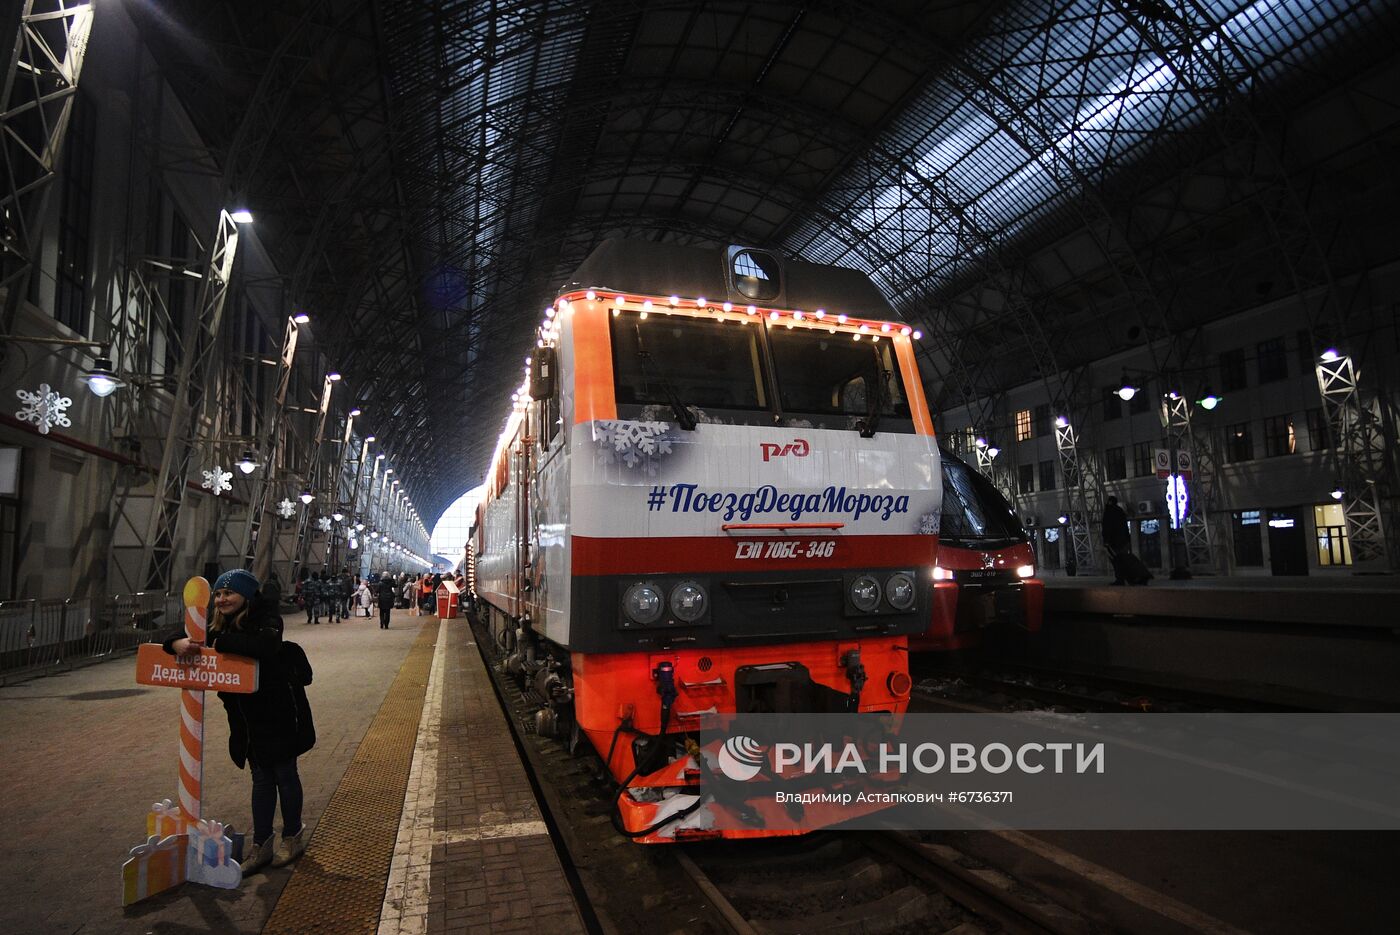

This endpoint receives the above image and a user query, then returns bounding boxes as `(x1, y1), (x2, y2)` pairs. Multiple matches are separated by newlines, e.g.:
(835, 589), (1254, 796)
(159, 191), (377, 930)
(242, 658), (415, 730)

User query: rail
(0, 591), (182, 686)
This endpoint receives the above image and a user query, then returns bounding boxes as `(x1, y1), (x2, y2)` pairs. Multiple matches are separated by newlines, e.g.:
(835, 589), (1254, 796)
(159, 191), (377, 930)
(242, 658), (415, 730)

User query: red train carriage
(472, 239), (943, 841)
(913, 448), (1044, 652)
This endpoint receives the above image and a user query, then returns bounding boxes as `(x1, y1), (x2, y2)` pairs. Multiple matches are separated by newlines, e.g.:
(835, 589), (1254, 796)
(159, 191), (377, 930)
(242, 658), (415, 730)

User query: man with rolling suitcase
(1101, 496), (1149, 585)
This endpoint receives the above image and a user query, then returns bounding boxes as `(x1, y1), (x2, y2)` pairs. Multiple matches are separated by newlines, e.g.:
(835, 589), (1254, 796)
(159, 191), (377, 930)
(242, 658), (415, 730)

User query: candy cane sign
(123, 577), (254, 904)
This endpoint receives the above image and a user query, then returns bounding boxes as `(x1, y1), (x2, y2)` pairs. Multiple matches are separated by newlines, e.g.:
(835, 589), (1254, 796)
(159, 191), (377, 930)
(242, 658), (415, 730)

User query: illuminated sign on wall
(1165, 474), (1189, 530)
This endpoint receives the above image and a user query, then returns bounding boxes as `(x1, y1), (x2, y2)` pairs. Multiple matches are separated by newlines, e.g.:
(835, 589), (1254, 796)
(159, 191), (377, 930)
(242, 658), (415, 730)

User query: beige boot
(271, 826), (306, 868)
(240, 836), (276, 875)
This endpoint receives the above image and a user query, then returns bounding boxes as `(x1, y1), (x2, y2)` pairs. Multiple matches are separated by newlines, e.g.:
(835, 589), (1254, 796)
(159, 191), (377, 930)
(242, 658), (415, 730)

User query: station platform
(1018, 574), (1400, 707)
(0, 609), (586, 935)
(1040, 572), (1400, 627)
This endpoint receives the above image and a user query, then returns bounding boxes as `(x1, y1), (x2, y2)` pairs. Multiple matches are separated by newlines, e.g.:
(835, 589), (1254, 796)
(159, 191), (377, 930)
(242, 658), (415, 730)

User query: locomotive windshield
(609, 309), (913, 430)
(939, 452), (1027, 547)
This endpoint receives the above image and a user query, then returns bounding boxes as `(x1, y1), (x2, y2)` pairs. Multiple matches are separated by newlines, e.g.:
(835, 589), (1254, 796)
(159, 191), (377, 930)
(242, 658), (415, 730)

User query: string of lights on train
(488, 288), (928, 534)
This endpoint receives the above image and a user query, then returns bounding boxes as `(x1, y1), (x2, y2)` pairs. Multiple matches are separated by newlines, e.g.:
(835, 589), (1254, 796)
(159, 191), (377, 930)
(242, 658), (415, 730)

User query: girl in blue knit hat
(163, 568), (315, 875)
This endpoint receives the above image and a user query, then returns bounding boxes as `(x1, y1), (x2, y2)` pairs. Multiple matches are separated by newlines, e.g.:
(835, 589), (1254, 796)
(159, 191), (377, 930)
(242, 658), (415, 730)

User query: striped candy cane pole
(178, 577), (211, 827)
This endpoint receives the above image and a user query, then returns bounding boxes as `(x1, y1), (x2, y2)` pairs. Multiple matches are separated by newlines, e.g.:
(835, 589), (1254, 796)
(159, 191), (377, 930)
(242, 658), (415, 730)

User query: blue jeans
(250, 758), (303, 845)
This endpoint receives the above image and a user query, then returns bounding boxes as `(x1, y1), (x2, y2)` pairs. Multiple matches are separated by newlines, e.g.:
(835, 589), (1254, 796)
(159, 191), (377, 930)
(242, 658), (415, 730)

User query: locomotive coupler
(841, 648), (867, 711)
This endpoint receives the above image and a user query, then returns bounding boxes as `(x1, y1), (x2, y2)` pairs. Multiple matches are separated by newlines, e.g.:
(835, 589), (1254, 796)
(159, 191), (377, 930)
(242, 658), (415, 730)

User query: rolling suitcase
(1113, 550), (1152, 585)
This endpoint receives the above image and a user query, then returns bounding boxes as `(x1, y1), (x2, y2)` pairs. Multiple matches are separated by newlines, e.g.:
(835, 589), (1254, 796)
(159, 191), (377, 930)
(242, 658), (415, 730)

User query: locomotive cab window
(610, 311), (768, 420)
(768, 328), (912, 431)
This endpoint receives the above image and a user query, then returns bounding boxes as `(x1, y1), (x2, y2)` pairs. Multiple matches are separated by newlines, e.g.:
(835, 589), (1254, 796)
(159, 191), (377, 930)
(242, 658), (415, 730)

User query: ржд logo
(760, 439), (810, 462)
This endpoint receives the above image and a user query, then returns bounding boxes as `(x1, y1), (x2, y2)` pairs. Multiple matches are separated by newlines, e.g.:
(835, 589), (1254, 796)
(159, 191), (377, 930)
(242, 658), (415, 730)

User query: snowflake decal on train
(201, 465), (233, 496)
(918, 511), (940, 536)
(593, 419), (676, 474)
(15, 383), (72, 435)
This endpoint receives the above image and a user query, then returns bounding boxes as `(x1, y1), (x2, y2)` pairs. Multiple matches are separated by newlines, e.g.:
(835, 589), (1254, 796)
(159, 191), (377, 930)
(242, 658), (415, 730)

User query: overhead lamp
(355, 522), (365, 531)
(349, 408), (361, 417)
(1197, 389), (1222, 411)
(230, 208), (254, 224)
(385, 468), (394, 475)
(975, 436), (987, 448)
(376, 453), (385, 460)
(1320, 348), (1340, 362)
(1115, 370), (1138, 402)
(1330, 486), (1345, 501)
(986, 446), (1001, 459)
(327, 371), (342, 382)
(235, 449), (259, 474)
(366, 435), (376, 443)
(370, 530), (379, 539)
(299, 488), (314, 505)
(293, 313), (311, 324)
(84, 353), (125, 398)
(1057, 514), (1069, 525)
(1054, 416), (1069, 428)
(332, 511), (345, 522)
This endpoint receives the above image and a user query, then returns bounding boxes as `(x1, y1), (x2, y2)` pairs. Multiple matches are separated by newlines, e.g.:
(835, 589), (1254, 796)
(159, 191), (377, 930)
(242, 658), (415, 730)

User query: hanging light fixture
(299, 488), (314, 505)
(1197, 389), (1222, 411)
(1330, 485), (1345, 501)
(331, 510), (345, 522)
(84, 351), (124, 398)
(235, 449), (259, 474)
(1115, 370), (1138, 402)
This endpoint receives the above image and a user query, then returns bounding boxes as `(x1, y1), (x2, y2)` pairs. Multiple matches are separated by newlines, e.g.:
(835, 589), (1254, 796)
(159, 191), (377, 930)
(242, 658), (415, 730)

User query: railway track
(675, 831), (1096, 935)
(912, 659), (1314, 713)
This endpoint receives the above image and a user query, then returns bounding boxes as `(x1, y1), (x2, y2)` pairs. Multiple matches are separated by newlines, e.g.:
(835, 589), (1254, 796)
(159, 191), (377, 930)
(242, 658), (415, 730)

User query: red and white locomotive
(474, 240), (942, 841)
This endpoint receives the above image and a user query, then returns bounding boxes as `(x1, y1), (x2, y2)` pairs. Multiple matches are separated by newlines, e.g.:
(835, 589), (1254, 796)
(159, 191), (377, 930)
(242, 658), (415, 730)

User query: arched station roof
(131, 0), (1400, 524)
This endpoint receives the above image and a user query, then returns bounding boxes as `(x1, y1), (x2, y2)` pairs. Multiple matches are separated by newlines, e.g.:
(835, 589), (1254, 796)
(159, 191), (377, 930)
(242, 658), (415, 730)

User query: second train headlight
(1016, 564), (1035, 578)
(885, 572), (916, 610)
(849, 575), (882, 612)
(669, 581), (708, 622)
(623, 583), (663, 625)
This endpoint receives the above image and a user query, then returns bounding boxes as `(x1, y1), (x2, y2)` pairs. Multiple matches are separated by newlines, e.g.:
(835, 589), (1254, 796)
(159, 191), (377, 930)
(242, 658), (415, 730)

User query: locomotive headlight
(669, 581), (708, 622)
(1016, 564), (1035, 578)
(623, 583), (663, 625)
(849, 575), (882, 613)
(932, 566), (952, 581)
(885, 572), (916, 611)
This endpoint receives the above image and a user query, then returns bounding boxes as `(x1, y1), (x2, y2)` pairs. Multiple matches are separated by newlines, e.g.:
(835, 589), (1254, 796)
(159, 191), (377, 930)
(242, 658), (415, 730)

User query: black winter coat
(376, 577), (397, 605)
(162, 595), (315, 769)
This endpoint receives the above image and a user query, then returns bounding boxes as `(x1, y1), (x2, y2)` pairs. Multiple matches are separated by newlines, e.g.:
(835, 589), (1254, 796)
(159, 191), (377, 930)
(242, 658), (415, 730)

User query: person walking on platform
(404, 575), (418, 615)
(304, 574), (321, 625)
(1101, 496), (1133, 585)
(162, 569), (315, 875)
(356, 577), (374, 618)
(377, 574), (397, 629)
(338, 568), (354, 620)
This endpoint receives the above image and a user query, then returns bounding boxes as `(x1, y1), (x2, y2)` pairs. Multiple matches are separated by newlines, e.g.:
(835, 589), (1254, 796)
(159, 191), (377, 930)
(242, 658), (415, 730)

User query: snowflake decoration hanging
(593, 419), (675, 473)
(15, 383), (73, 435)
(276, 498), (297, 519)
(201, 465), (233, 496)
(918, 511), (941, 536)
(316, 516), (333, 532)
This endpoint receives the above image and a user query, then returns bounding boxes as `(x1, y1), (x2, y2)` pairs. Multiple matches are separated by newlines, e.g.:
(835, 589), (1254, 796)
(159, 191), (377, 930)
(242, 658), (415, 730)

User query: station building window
(1014, 409), (1032, 441)
(1104, 446), (1126, 481)
(1017, 463), (1034, 494)
(1257, 337), (1288, 383)
(1313, 503), (1352, 567)
(1306, 408), (1334, 451)
(1127, 383), (1151, 415)
(1219, 348), (1248, 392)
(1262, 414), (1297, 457)
(1038, 459), (1056, 491)
(1295, 329), (1314, 376)
(1033, 404), (1050, 437)
(1138, 518), (1162, 568)
(1231, 510), (1264, 567)
(1102, 388), (1122, 421)
(1132, 441), (1153, 477)
(1224, 422), (1253, 462)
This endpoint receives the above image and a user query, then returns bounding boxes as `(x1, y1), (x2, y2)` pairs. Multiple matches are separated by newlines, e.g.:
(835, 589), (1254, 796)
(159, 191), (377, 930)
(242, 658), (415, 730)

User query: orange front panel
(570, 300), (617, 424)
(894, 335), (936, 437)
(571, 636), (911, 783)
